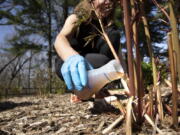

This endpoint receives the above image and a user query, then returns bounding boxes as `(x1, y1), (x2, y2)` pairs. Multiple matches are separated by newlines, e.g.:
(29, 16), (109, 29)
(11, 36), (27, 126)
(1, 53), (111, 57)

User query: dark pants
(55, 53), (111, 80)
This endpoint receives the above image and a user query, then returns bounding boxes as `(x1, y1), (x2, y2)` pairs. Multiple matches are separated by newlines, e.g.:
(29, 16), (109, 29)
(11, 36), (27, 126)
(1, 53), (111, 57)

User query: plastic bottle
(73, 59), (125, 100)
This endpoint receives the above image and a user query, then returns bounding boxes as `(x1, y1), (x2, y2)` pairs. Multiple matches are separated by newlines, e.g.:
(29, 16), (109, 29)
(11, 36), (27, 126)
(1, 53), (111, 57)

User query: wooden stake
(168, 33), (178, 127)
(126, 97), (134, 135)
(169, 0), (180, 82)
(156, 85), (164, 121)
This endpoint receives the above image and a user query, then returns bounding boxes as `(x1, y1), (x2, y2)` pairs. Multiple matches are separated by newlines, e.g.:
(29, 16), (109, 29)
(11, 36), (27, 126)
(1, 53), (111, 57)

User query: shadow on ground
(0, 101), (35, 112)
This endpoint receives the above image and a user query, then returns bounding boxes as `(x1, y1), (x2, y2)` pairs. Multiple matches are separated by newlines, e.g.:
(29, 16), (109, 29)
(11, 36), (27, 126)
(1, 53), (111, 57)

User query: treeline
(0, 0), (79, 96)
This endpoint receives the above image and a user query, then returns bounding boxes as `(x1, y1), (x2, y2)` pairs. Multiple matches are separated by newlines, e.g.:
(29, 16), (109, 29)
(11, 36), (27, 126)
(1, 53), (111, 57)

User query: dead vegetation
(0, 86), (179, 135)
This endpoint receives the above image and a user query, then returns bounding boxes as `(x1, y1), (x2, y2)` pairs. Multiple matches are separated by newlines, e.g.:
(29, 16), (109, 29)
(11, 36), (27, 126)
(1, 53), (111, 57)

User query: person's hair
(74, 0), (116, 26)
(74, 0), (93, 23)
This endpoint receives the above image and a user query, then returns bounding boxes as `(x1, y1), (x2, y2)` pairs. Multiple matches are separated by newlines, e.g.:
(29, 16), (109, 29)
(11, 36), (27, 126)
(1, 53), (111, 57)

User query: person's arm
(54, 14), (79, 61)
(54, 14), (93, 91)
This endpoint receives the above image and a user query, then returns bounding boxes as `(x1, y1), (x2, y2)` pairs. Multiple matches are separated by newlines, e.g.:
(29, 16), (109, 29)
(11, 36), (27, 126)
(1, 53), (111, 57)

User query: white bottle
(73, 59), (125, 100)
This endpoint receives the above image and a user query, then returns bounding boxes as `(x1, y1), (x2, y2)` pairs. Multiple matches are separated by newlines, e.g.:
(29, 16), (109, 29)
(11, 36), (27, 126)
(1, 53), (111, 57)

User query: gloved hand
(61, 55), (93, 91)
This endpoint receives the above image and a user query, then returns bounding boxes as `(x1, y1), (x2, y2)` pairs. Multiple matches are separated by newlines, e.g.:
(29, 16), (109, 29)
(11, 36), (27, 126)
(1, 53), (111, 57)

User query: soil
(0, 91), (179, 135)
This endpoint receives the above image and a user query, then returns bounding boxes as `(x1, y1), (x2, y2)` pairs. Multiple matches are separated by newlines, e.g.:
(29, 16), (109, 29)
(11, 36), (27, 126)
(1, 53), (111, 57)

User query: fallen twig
(96, 121), (105, 132)
(144, 114), (163, 135)
(121, 78), (130, 93)
(115, 100), (126, 115)
(142, 102), (150, 116)
(164, 79), (180, 93)
(102, 115), (124, 134)
(97, 96), (126, 115)
(152, 114), (159, 135)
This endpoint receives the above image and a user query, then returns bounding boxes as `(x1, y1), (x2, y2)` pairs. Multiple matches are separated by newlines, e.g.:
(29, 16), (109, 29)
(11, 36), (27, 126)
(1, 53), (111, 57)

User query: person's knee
(85, 53), (111, 68)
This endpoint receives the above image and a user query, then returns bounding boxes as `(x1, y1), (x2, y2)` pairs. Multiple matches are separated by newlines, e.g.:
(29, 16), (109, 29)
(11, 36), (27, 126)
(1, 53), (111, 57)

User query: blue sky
(0, 25), (48, 49)
(0, 25), (167, 51)
(0, 25), (15, 48)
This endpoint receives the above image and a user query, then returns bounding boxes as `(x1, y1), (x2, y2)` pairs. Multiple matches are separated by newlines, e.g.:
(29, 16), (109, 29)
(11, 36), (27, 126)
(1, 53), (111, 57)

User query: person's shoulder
(65, 14), (79, 24)
(60, 14), (79, 36)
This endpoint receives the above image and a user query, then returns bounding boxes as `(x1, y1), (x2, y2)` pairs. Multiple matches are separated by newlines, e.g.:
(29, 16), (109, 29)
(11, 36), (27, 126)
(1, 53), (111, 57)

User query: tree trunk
(28, 50), (32, 94)
(45, 0), (52, 93)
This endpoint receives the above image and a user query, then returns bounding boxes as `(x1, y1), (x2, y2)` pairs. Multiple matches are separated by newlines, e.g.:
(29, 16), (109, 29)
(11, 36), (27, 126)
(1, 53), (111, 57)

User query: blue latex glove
(61, 55), (93, 91)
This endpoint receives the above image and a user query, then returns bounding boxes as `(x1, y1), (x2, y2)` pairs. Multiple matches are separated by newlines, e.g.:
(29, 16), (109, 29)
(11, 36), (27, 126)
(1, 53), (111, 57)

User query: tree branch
(152, 0), (170, 22)
(0, 54), (19, 75)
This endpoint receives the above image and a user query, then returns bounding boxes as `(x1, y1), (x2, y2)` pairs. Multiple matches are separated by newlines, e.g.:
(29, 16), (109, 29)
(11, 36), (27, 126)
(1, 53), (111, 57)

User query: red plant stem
(123, 0), (135, 96)
(130, 0), (144, 123)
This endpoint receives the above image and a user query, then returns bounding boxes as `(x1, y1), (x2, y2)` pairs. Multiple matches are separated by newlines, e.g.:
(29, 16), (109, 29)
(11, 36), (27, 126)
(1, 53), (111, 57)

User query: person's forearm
(54, 34), (78, 61)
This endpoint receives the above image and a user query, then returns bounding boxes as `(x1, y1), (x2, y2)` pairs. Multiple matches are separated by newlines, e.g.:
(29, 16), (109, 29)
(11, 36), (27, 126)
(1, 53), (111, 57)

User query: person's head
(74, 0), (116, 25)
(91, 0), (115, 19)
